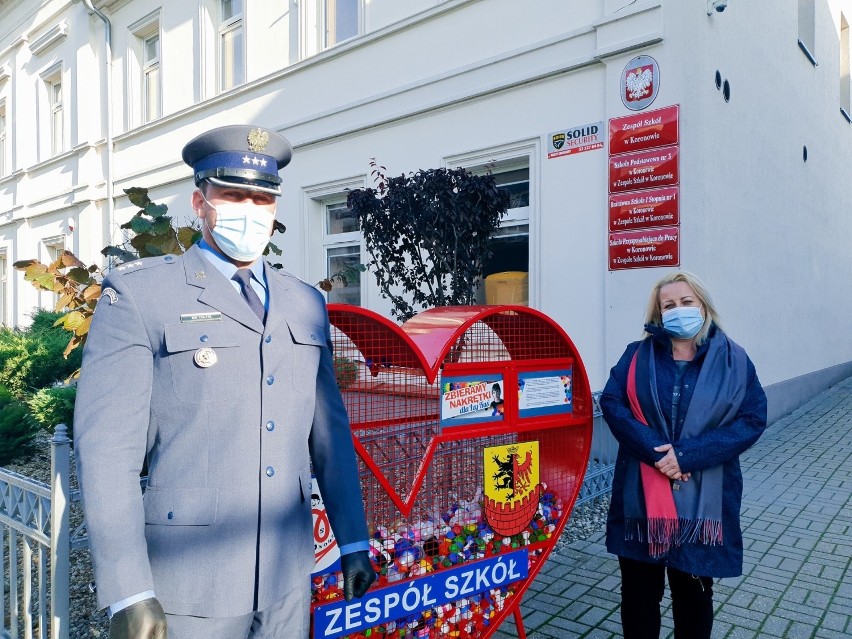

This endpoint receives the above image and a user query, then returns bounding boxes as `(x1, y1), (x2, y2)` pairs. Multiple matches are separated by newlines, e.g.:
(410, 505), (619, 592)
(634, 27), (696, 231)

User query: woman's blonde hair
(643, 270), (721, 345)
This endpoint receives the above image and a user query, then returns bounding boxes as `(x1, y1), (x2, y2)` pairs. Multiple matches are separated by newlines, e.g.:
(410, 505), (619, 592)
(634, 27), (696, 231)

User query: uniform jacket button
(266, 375), (275, 385)
(266, 466), (275, 477)
(266, 421), (275, 431)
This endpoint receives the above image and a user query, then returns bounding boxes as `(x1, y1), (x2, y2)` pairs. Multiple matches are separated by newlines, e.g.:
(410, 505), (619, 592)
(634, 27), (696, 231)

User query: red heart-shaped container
(312, 305), (592, 639)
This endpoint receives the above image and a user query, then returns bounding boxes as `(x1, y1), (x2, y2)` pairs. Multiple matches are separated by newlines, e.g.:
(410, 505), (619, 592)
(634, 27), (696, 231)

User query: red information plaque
(609, 105), (679, 155)
(608, 227), (680, 270)
(609, 146), (679, 194)
(609, 186), (679, 232)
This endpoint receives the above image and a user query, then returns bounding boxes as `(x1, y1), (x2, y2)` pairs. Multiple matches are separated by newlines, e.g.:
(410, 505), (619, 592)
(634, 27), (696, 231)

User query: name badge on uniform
(194, 347), (218, 368)
(180, 312), (222, 323)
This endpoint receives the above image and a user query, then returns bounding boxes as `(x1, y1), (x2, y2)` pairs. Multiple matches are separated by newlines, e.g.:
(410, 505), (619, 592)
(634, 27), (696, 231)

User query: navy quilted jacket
(601, 324), (767, 577)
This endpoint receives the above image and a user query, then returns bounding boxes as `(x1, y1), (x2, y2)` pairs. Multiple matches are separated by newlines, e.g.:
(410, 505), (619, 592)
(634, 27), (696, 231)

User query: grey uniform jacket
(74, 244), (369, 617)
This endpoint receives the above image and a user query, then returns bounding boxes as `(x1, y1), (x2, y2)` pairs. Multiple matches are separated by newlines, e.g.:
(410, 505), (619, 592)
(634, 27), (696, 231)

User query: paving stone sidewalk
(497, 375), (852, 639)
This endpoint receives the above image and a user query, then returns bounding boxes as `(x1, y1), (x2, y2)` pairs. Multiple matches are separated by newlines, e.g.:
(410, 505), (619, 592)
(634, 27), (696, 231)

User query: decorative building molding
(0, 64), (10, 83)
(28, 21), (69, 57)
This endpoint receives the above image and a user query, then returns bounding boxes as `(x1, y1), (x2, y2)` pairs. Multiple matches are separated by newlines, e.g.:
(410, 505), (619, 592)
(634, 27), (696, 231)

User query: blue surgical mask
(202, 194), (274, 262)
(662, 306), (704, 339)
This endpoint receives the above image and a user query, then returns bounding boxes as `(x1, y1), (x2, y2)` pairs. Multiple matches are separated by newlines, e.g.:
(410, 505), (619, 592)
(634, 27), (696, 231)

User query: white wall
(0, 0), (849, 398)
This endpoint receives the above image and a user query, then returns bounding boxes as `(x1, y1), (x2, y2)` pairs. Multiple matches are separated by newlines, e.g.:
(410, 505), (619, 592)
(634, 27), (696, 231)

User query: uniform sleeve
(74, 273), (155, 610)
(308, 303), (370, 548)
(673, 357), (767, 473)
(600, 341), (669, 466)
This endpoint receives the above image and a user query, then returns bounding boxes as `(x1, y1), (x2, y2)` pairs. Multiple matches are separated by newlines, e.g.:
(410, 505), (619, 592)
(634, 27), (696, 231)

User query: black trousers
(618, 556), (714, 639)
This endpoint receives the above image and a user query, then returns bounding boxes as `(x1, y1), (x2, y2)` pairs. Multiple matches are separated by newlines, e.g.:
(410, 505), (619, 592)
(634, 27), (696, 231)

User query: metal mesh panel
(440, 313), (573, 365)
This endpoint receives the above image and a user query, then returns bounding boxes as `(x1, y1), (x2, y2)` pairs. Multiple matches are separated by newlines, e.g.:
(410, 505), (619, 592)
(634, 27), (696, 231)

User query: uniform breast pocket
(164, 323), (243, 404)
(286, 320), (325, 393)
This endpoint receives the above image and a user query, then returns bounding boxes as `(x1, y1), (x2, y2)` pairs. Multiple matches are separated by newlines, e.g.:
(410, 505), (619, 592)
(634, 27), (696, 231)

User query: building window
(481, 163), (530, 302)
(445, 143), (537, 306)
(129, 12), (161, 129)
(42, 237), (65, 309)
(324, 0), (359, 49)
(0, 102), (6, 177)
(842, 14), (851, 121)
(323, 201), (362, 305)
(302, 0), (360, 58)
(798, 0), (817, 65)
(0, 252), (7, 326)
(48, 77), (63, 155)
(143, 32), (161, 122)
(219, 0), (245, 91)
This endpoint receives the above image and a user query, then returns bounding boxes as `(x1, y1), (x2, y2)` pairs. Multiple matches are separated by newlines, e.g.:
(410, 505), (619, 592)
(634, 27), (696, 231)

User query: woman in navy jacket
(601, 271), (767, 639)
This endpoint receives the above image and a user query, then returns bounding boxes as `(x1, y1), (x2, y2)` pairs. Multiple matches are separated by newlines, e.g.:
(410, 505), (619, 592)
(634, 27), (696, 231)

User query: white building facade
(1, 0), (850, 419)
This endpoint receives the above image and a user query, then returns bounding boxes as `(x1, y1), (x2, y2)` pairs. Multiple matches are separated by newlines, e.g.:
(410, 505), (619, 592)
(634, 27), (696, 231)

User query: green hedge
(0, 384), (38, 465)
(0, 309), (82, 398)
(28, 385), (76, 438)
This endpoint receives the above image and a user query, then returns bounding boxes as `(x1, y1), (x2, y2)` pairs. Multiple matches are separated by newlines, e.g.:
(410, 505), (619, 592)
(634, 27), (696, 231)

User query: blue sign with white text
(313, 549), (529, 639)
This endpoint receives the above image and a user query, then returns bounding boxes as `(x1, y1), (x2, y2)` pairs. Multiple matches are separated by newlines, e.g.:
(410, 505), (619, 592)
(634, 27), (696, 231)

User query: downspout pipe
(80, 0), (114, 252)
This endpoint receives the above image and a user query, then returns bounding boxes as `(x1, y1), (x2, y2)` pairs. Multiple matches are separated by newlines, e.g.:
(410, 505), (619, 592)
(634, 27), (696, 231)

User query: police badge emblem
(193, 347), (218, 368)
(247, 128), (270, 153)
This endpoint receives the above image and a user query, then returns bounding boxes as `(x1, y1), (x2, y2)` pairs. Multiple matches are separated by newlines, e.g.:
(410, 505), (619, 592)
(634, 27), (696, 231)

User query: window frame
(41, 236), (66, 310)
(218, 0), (246, 92)
(322, 198), (363, 306)
(0, 250), (7, 326)
(142, 32), (161, 123)
(42, 68), (64, 157)
(444, 139), (540, 306)
(303, 177), (368, 307)
(128, 11), (162, 130)
(0, 100), (7, 177)
(301, 0), (363, 59)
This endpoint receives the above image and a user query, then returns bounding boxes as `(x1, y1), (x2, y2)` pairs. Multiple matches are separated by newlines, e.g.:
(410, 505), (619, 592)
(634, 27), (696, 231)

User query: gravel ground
(3, 436), (609, 638)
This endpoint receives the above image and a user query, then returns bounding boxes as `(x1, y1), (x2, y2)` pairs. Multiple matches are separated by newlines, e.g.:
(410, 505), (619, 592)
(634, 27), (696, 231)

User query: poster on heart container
(440, 376), (505, 427)
(518, 368), (573, 418)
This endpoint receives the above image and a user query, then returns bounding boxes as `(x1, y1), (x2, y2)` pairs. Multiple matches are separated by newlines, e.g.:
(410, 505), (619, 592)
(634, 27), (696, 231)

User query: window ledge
(798, 39), (818, 66)
(841, 107), (852, 124)
(29, 21), (68, 57)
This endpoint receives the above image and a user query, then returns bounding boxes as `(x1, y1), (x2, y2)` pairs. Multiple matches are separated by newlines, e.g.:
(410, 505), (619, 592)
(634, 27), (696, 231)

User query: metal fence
(1, 401), (615, 638)
(1, 426), (76, 639)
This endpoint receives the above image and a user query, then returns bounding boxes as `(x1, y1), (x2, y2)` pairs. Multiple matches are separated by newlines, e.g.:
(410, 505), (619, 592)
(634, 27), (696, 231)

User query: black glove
(109, 597), (167, 639)
(341, 550), (377, 601)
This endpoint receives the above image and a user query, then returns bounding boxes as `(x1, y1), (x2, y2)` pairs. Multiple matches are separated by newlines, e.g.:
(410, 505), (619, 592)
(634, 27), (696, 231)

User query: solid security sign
(313, 549), (529, 639)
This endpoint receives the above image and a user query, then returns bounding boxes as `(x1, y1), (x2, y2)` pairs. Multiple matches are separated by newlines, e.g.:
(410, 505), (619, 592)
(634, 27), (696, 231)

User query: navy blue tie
(232, 269), (266, 323)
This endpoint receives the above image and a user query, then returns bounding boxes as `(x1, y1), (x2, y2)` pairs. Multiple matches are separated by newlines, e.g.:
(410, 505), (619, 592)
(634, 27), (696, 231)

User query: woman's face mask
(662, 306), (704, 339)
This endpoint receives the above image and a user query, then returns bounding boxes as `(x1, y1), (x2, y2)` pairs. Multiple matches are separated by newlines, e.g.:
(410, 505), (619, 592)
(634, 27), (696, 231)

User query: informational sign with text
(313, 550), (529, 639)
(547, 121), (605, 159)
(608, 227), (680, 270)
(609, 186), (679, 231)
(609, 105), (679, 155)
(518, 369), (573, 417)
(609, 146), (679, 193)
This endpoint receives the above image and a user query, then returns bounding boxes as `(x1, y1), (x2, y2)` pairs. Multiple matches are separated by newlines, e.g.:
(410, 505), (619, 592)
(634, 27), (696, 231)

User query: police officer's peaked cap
(182, 125), (293, 196)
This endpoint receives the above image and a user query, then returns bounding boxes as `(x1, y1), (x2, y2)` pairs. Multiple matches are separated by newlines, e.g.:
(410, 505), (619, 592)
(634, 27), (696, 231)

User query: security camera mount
(707, 0), (728, 15)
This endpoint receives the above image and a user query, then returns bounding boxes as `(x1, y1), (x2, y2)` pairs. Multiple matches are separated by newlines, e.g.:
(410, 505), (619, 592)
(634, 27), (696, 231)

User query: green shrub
(333, 356), (359, 389)
(0, 309), (83, 397)
(0, 386), (38, 465)
(28, 385), (76, 437)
